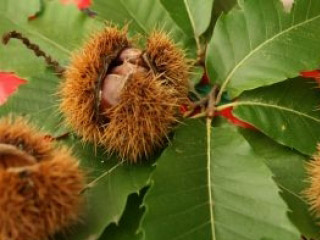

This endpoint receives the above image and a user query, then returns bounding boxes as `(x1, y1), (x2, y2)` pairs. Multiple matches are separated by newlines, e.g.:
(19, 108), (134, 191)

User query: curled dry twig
(2, 31), (65, 75)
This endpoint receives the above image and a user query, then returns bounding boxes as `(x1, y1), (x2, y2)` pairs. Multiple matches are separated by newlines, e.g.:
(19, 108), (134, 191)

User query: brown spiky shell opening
(61, 25), (190, 162)
(0, 117), (84, 240)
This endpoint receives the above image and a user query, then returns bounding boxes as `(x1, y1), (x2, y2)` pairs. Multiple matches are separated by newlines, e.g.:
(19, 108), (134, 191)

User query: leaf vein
(233, 101), (320, 124)
(218, 9), (320, 99)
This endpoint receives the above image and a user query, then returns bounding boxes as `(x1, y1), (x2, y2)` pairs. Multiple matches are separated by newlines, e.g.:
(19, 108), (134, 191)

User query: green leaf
(206, 0), (320, 98)
(0, 0), (40, 23)
(190, 65), (204, 85)
(0, 0), (103, 77)
(142, 120), (299, 240)
(99, 190), (146, 240)
(0, 0), (45, 76)
(160, 0), (214, 38)
(202, 0), (238, 45)
(0, 70), (66, 134)
(212, 0), (238, 20)
(241, 130), (320, 239)
(91, 0), (196, 50)
(231, 77), (320, 156)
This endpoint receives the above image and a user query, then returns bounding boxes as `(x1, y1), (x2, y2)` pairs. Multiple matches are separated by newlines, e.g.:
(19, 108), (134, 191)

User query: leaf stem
(80, 8), (97, 17)
(184, 84), (219, 118)
(206, 117), (216, 239)
(80, 160), (125, 194)
(195, 42), (206, 67)
(215, 102), (238, 111)
(54, 132), (70, 140)
(206, 84), (218, 118)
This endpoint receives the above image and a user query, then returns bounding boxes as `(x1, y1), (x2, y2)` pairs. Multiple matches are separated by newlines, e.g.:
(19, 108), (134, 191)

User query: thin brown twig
(44, 132), (70, 142)
(206, 84), (219, 118)
(301, 236), (315, 240)
(54, 132), (70, 141)
(80, 8), (97, 17)
(183, 84), (219, 118)
(2, 31), (65, 75)
(194, 42), (207, 67)
(183, 97), (208, 118)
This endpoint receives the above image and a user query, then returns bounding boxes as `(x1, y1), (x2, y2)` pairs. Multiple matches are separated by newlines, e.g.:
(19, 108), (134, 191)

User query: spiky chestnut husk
(61, 25), (189, 162)
(103, 71), (179, 162)
(305, 145), (320, 218)
(0, 117), (84, 240)
(146, 31), (190, 100)
(61, 25), (130, 144)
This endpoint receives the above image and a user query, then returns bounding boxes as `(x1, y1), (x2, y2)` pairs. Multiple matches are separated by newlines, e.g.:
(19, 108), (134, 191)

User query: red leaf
(76, 0), (91, 9)
(200, 73), (210, 85)
(179, 104), (189, 114)
(301, 70), (320, 78)
(0, 72), (26, 105)
(60, 0), (91, 9)
(28, 15), (37, 21)
(301, 70), (320, 85)
(217, 107), (256, 130)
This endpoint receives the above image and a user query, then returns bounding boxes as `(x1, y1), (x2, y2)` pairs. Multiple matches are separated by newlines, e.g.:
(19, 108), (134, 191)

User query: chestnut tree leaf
(212, 0), (238, 20)
(160, 0), (214, 39)
(206, 0), (320, 98)
(241, 129), (320, 240)
(98, 190), (146, 240)
(202, 0), (238, 46)
(0, 0), (45, 76)
(232, 77), (320, 155)
(0, 0), (40, 23)
(0, 0), (103, 77)
(0, 70), (66, 134)
(142, 120), (299, 240)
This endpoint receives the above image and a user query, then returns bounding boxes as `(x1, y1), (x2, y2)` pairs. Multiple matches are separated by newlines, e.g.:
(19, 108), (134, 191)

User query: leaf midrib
(206, 119), (216, 240)
(219, 11), (320, 93)
(119, 0), (148, 34)
(183, 0), (195, 34)
(277, 183), (307, 204)
(182, 0), (201, 48)
(232, 100), (320, 124)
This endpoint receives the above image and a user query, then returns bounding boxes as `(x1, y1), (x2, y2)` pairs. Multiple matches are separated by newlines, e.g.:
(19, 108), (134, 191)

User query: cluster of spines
(146, 31), (190, 100)
(0, 117), (84, 240)
(305, 144), (320, 219)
